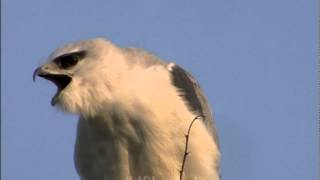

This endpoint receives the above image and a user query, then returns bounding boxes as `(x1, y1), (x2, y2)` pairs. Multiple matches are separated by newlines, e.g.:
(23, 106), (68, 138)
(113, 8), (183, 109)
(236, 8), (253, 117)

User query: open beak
(33, 66), (72, 106)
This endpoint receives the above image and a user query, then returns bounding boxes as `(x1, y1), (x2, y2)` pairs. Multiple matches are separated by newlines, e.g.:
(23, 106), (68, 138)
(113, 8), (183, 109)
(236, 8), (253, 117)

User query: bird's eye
(54, 51), (86, 69)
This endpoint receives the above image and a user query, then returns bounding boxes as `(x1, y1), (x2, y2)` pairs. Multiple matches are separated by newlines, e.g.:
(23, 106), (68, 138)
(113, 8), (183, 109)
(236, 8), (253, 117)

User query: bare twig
(179, 115), (204, 180)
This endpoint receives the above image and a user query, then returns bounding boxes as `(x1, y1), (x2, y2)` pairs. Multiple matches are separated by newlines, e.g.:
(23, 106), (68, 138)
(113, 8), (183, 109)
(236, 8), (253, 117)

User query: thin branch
(179, 115), (204, 180)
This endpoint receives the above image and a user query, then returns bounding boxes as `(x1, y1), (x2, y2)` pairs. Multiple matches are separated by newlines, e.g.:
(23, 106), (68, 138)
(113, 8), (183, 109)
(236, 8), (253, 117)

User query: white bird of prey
(33, 38), (220, 180)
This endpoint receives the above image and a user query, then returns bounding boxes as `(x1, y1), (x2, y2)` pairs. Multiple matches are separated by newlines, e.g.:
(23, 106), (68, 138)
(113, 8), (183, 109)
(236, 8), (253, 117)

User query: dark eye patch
(53, 50), (86, 69)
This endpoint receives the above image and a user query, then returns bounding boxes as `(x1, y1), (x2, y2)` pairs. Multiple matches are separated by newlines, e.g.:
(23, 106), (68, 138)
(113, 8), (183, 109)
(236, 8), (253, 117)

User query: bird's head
(33, 38), (128, 116)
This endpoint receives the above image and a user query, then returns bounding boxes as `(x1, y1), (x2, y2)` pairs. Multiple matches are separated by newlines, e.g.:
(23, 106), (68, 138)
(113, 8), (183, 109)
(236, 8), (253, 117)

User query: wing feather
(169, 64), (219, 145)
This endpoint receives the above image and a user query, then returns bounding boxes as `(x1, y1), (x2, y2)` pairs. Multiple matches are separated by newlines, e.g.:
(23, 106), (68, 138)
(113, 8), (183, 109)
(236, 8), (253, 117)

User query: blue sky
(2, 0), (317, 180)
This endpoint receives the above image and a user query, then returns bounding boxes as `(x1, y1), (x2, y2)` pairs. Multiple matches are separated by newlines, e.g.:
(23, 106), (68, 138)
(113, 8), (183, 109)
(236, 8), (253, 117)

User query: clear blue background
(2, 1), (318, 180)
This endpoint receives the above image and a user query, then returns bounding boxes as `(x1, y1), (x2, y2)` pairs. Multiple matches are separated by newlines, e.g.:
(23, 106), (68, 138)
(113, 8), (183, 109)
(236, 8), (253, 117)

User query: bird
(33, 38), (220, 180)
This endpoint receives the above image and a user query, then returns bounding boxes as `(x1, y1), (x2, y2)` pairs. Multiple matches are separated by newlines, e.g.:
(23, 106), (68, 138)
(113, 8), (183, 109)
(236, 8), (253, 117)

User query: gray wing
(169, 64), (219, 145)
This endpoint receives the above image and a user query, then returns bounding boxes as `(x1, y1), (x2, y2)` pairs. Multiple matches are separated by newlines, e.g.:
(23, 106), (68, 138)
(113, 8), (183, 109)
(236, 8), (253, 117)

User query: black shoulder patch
(170, 64), (219, 146)
(170, 64), (203, 116)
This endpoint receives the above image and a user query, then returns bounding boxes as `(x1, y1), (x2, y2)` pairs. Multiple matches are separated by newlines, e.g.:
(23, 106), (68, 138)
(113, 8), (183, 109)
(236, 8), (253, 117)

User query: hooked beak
(33, 65), (72, 106)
